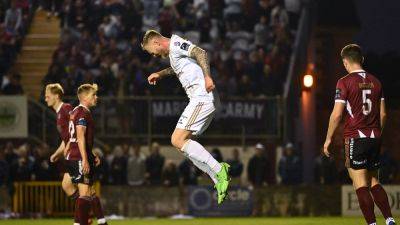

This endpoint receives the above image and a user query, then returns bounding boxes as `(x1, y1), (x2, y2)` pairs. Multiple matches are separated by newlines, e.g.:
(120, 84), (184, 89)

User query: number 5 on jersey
(362, 89), (372, 115)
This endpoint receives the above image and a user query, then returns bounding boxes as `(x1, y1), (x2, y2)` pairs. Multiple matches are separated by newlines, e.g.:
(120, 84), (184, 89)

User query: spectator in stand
(314, 152), (338, 184)
(2, 73), (23, 95)
(211, 147), (223, 163)
(145, 142), (165, 185)
(278, 143), (302, 185)
(110, 145), (127, 184)
(0, 147), (9, 212)
(162, 160), (179, 187)
(379, 147), (398, 184)
(247, 143), (270, 187)
(93, 147), (109, 184)
(248, 143), (270, 216)
(127, 143), (146, 186)
(226, 148), (243, 178)
(270, 1), (289, 28)
(45, 0), (62, 18)
(4, 1), (22, 36)
(10, 144), (34, 181)
(32, 144), (58, 181)
(179, 158), (200, 185)
(0, 148), (9, 188)
(254, 15), (271, 48)
(4, 142), (18, 165)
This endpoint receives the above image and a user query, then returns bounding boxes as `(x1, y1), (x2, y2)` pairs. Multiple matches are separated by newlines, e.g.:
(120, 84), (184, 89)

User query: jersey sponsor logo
(335, 88), (342, 99)
(353, 159), (367, 165)
(181, 42), (190, 51)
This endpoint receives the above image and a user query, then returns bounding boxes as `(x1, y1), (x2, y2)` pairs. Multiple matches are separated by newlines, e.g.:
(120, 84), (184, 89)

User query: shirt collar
(56, 102), (63, 113)
(350, 69), (365, 73)
(79, 104), (90, 112)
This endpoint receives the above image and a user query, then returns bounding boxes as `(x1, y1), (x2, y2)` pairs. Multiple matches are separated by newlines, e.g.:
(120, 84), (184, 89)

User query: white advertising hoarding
(342, 185), (400, 216)
(0, 96), (28, 138)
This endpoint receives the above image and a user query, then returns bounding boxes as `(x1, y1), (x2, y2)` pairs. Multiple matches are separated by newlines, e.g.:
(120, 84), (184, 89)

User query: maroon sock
(91, 195), (107, 224)
(77, 196), (92, 225)
(371, 184), (393, 219)
(74, 199), (80, 224)
(356, 187), (376, 224)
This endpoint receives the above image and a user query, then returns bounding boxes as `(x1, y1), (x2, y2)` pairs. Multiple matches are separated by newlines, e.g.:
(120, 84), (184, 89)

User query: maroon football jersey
(66, 105), (95, 161)
(56, 103), (73, 144)
(334, 70), (384, 139)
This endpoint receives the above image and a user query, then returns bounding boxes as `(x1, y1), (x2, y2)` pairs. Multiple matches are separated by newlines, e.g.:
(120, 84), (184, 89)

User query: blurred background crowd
(1, 140), (398, 192)
(0, 0), (300, 98)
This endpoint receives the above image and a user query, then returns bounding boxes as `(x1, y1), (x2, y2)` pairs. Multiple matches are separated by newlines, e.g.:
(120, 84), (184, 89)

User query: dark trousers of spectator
(44, 0), (61, 14)
(288, 12), (300, 30)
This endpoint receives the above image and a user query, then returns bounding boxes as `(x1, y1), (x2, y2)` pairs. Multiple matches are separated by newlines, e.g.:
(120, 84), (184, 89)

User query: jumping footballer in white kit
(141, 30), (230, 204)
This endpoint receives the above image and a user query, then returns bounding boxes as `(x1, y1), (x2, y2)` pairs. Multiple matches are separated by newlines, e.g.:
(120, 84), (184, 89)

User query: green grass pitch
(0, 217), (390, 225)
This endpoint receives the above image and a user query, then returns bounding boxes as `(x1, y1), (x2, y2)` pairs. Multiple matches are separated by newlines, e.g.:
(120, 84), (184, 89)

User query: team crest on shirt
(174, 41), (180, 46)
(180, 43), (190, 51)
(335, 88), (341, 99)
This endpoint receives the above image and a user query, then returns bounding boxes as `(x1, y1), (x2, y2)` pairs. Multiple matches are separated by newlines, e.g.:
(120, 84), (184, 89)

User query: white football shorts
(176, 100), (219, 136)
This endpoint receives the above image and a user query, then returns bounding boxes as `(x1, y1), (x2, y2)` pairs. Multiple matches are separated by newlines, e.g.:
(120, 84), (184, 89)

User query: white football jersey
(169, 34), (214, 101)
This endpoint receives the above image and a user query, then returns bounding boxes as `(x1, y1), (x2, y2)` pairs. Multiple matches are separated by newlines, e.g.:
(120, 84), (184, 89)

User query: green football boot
(215, 162), (231, 204)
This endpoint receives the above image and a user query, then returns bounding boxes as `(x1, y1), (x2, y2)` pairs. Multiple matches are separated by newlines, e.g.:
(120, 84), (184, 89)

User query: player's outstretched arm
(323, 102), (345, 157)
(50, 141), (65, 162)
(190, 46), (215, 92)
(380, 99), (387, 130)
(148, 67), (175, 85)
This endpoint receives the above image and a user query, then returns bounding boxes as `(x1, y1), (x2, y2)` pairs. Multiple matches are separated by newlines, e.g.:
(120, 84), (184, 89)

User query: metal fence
(12, 181), (101, 216)
(29, 96), (282, 147)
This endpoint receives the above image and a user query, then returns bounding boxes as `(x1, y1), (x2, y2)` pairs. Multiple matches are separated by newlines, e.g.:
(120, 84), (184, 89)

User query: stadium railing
(12, 181), (100, 216)
(30, 96), (282, 147)
(28, 97), (107, 149)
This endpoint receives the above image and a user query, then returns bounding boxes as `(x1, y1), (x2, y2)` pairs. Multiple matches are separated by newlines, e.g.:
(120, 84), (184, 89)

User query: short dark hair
(341, 44), (363, 64)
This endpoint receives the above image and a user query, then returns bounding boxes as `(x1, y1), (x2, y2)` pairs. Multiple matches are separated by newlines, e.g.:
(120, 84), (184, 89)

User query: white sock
(188, 156), (218, 184)
(369, 223), (376, 225)
(386, 217), (395, 225)
(182, 140), (222, 174)
(98, 218), (107, 224)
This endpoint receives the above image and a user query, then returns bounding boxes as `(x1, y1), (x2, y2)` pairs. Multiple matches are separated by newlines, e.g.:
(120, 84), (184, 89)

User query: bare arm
(157, 67), (175, 78)
(148, 67), (175, 85)
(50, 141), (65, 162)
(190, 46), (215, 92)
(76, 125), (88, 162)
(190, 46), (211, 78)
(380, 99), (387, 130)
(323, 102), (345, 157)
(326, 102), (345, 141)
(55, 141), (65, 156)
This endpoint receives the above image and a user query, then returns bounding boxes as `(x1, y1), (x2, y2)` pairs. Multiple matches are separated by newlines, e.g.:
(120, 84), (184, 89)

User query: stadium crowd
(1, 140), (398, 189)
(0, 0), (35, 94)
(40, 0), (300, 98)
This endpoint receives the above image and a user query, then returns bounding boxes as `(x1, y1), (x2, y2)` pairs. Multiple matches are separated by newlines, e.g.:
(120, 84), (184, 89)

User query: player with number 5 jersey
(324, 44), (395, 225)
(334, 67), (383, 139)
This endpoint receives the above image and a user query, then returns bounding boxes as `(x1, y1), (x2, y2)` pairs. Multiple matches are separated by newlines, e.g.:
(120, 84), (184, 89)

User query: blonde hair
(141, 30), (162, 49)
(45, 83), (64, 98)
(77, 83), (98, 97)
